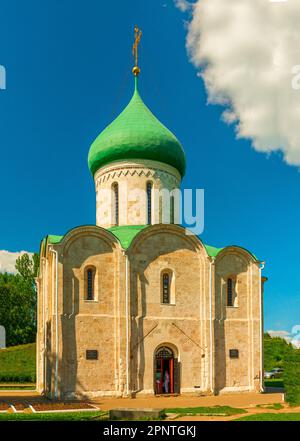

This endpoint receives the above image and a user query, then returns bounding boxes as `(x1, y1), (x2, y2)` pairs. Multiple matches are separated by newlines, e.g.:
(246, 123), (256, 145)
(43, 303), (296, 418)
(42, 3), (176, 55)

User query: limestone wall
(214, 249), (262, 393)
(128, 225), (211, 395)
(94, 159), (181, 228)
(37, 225), (263, 399)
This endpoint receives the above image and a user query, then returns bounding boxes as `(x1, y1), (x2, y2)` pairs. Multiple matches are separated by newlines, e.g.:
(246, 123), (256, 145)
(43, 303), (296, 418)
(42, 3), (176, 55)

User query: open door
(154, 347), (174, 394)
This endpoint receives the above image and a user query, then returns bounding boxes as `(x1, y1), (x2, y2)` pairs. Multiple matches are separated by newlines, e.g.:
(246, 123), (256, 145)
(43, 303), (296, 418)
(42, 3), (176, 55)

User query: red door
(155, 357), (174, 394)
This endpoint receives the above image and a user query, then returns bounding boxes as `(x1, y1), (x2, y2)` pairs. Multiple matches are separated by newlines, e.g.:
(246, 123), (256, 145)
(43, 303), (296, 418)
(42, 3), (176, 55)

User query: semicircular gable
(215, 245), (259, 265)
(127, 224), (207, 258)
(56, 225), (120, 254)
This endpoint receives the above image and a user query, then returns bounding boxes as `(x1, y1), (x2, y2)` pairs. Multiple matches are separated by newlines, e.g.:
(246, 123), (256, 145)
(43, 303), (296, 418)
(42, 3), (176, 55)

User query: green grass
(0, 343), (36, 383)
(0, 411), (106, 421)
(256, 403), (284, 410)
(235, 413), (300, 421)
(264, 379), (284, 388)
(164, 406), (246, 417)
(0, 385), (35, 390)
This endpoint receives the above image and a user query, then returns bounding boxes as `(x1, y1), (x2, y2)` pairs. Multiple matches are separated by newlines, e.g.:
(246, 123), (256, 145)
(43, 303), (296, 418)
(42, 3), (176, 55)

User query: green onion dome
(88, 78), (186, 177)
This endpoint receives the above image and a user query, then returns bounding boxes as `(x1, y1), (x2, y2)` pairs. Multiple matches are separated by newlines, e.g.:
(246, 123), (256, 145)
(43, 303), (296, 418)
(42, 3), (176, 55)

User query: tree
(264, 333), (292, 370)
(0, 253), (39, 346)
(283, 348), (300, 406)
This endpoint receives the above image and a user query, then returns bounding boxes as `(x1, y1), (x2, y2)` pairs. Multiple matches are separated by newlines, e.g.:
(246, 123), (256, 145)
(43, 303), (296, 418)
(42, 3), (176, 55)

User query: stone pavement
(91, 392), (284, 411)
(0, 390), (284, 416)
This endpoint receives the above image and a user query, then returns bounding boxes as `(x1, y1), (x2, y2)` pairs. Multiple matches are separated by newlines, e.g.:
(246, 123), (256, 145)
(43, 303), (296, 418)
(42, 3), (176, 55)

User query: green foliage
(283, 349), (300, 406)
(264, 333), (292, 371)
(0, 343), (36, 383)
(0, 253), (39, 346)
(264, 333), (300, 406)
(15, 253), (39, 280)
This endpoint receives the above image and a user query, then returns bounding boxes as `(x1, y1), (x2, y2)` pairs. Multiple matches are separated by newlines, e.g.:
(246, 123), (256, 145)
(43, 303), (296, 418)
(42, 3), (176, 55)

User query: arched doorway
(154, 346), (175, 395)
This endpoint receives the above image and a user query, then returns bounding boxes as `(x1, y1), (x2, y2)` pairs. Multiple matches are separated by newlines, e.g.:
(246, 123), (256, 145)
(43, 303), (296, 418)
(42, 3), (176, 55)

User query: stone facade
(37, 222), (264, 400)
(36, 74), (264, 399)
(94, 160), (181, 228)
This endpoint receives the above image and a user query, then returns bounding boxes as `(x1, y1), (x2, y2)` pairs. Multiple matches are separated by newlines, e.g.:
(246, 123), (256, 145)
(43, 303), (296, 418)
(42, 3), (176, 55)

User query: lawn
(0, 411), (105, 421)
(235, 413), (300, 421)
(0, 343), (36, 383)
(164, 406), (246, 417)
(264, 378), (284, 388)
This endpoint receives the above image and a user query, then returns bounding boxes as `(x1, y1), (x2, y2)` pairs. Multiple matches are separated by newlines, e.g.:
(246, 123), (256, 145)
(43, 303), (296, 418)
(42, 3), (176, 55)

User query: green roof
(48, 235), (64, 244)
(88, 77), (186, 177)
(109, 225), (225, 257)
(203, 244), (223, 258)
(45, 225), (225, 258)
(108, 225), (147, 249)
(43, 226), (257, 260)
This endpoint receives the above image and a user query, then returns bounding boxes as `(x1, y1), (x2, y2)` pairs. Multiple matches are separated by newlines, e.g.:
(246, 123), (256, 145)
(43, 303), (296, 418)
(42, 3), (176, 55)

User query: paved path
(0, 390), (286, 421)
(1, 389), (298, 421)
(91, 391), (284, 411)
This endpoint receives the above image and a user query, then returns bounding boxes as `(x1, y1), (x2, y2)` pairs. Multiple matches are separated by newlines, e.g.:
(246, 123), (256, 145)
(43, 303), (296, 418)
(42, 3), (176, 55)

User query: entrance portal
(155, 346), (174, 394)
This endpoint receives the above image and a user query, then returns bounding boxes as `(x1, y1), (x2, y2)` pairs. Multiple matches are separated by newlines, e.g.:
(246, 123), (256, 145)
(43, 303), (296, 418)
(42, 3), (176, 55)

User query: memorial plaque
(86, 350), (98, 360)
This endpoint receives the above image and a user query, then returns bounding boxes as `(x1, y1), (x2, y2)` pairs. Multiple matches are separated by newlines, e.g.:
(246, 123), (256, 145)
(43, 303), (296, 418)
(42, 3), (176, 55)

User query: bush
(283, 350), (300, 406)
(0, 374), (36, 383)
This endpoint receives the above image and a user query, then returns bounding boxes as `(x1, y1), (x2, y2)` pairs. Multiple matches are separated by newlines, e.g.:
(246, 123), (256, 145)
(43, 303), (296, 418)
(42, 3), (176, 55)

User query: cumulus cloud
(181, 0), (300, 166)
(174, 0), (192, 13)
(0, 250), (33, 274)
(268, 328), (300, 349)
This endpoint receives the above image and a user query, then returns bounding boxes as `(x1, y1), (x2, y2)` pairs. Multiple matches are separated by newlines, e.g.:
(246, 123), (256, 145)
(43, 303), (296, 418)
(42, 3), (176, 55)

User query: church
(36, 30), (265, 400)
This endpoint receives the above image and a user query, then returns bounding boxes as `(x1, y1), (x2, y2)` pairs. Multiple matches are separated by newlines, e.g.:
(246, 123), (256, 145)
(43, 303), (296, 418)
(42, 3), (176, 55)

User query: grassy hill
(0, 343), (36, 383)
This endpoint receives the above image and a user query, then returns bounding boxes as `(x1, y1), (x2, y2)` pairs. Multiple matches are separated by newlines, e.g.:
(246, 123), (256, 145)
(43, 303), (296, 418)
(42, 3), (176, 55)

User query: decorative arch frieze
(95, 166), (180, 188)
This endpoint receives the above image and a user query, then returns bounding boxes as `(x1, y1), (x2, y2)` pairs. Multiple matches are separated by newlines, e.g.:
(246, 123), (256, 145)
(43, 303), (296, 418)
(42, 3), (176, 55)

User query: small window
(162, 273), (170, 304)
(170, 195), (175, 224)
(86, 267), (95, 301)
(146, 182), (152, 225)
(227, 278), (233, 306)
(229, 349), (239, 359)
(112, 182), (119, 226)
(159, 196), (162, 224)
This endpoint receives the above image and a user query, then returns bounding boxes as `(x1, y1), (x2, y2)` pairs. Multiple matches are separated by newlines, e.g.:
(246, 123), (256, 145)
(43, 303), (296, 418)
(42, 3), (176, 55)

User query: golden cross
(132, 26), (142, 70)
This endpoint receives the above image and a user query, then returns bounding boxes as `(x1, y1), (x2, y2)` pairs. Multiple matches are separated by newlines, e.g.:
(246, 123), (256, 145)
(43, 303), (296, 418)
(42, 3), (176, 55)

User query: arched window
(159, 196), (163, 224)
(162, 272), (171, 304)
(146, 181), (152, 225)
(170, 195), (175, 224)
(112, 183), (119, 226)
(86, 267), (96, 301)
(227, 278), (233, 306)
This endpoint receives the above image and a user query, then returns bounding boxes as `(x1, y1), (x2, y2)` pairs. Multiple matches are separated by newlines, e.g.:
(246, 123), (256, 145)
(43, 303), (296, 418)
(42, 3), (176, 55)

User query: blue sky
(0, 0), (299, 333)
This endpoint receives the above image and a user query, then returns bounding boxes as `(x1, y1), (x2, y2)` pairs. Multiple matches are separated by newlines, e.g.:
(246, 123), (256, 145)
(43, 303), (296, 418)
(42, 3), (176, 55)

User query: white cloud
(291, 325), (300, 349)
(268, 330), (291, 341)
(183, 0), (300, 167)
(174, 0), (192, 13)
(268, 329), (300, 349)
(0, 250), (33, 274)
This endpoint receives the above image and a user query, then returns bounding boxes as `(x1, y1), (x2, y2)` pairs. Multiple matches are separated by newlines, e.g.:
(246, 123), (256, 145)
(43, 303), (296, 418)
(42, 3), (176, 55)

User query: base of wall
(52, 387), (262, 401)
(217, 386), (258, 394)
(63, 390), (124, 400)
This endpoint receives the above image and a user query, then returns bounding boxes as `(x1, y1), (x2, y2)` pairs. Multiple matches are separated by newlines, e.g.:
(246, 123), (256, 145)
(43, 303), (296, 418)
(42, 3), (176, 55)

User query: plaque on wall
(86, 350), (98, 360)
(229, 349), (239, 359)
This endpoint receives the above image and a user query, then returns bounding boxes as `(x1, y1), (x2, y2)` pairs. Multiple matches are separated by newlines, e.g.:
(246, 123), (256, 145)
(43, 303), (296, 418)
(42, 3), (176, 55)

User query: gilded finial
(132, 25), (142, 76)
